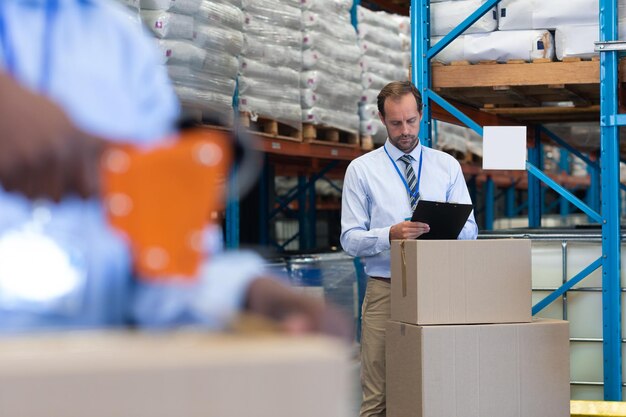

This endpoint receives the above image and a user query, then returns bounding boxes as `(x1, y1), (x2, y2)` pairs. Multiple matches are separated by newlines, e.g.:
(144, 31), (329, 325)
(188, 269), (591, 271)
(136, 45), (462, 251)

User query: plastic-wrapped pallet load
(431, 0), (498, 36)
(432, 29), (555, 64)
(141, 0), (242, 122)
(299, 3), (361, 135)
(498, 0), (625, 30)
(115, 0), (141, 25)
(357, 6), (409, 145)
(555, 22), (626, 60)
(239, 0), (303, 128)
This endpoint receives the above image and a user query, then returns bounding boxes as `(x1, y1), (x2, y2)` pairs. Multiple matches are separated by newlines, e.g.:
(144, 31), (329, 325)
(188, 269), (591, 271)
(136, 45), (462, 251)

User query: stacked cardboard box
(387, 239), (570, 417)
(0, 331), (351, 417)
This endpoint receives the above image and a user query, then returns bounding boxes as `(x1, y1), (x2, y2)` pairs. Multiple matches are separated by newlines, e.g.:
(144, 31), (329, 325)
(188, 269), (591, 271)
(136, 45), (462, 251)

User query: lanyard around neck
(0, 0), (58, 92)
(383, 143), (423, 199)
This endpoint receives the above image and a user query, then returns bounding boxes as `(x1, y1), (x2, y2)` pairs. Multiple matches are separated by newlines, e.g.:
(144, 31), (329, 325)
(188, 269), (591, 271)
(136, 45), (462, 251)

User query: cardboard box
(386, 318), (570, 417)
(0, 331), (351, 417)
(391, 239), (532, 325)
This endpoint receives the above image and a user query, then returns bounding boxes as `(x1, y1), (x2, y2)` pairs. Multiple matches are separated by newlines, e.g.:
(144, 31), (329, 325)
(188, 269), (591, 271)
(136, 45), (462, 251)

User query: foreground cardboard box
(0, 331), (351, 417)
(387, 318), (570, 417)
(391, 239), (532, 325)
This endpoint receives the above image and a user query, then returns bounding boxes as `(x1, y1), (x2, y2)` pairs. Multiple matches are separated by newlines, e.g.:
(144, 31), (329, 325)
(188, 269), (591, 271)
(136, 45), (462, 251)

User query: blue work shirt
(340, 139), (478, 278)
(0, 0), (259, 330)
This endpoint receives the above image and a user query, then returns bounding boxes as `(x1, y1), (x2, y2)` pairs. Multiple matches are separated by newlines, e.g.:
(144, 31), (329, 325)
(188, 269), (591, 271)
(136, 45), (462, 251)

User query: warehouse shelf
(412, 0), (623, 400)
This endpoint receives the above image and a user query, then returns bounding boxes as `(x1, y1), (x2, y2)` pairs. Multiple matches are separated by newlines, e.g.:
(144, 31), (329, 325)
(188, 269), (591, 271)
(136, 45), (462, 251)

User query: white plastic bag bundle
(432, 30), (554, 64)
(431, 0), (497, 36)
(203, 52), (239, 77)
(394, 15), (411, 36)
(241, 37), (302, 70)
(301, 89), (359, 114)
(239, 77), (300, 103)
(357, 6), (401, 33)
(175, 85), (233, 116)
(239, 96), (302, 125)
(197, 0), (244, 31)
(156, 39), (206, 67)
(168, 65), (236, 97)
(358, 23), (403, 50)
(303, 50), (361, 83)
(360, 58), (408, 81)
(555, 22), (626, 60)
(302, 31), (361, 62)
(300, 71), (361, 96)
(240, 58), (300, 87)
(302, 11), (358, 41)
(243, 16), (303, 47)
(302, 107), (360, 133)
(141, 11), (194, 40)
(497, 0), (623, 30)
(360, 118), (381, 136)
(361, 71), (390, 90)
(360, 42), (405, 66)
(241, 0), (302, 30)
(193, 23), (243, 56)
(360, 88), (379, 105)
(359, 103), (379, 120)
(241, 0), (299, 9)
(300, 0), (352, 14)
(140, 0), (202, 15)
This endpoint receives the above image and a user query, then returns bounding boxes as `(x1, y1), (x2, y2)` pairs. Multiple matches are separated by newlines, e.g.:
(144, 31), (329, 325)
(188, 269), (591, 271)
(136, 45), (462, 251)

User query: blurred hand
(0, 73), (105, 201)
(244, 277), (354, 343)
(389, 220), (429, 240)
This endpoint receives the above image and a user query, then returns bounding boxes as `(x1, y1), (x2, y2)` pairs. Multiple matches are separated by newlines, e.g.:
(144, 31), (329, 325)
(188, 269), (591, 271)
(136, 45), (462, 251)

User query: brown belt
(370, 276), (390, 283)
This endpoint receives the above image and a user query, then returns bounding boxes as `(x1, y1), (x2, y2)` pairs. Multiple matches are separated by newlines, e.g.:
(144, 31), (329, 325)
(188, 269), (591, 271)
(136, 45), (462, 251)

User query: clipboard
(410, 199), (473, 240)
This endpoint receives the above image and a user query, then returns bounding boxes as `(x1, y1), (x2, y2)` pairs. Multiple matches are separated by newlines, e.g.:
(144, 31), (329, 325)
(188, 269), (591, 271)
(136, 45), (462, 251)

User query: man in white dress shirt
(341, 81), (478, 417)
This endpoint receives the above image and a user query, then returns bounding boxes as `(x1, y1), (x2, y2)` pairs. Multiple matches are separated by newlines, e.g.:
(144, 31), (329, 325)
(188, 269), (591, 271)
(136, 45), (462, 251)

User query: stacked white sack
(498, 0), (625, 30)
(432, 29), (554, 64)
(301, 0), (361, 133)
(239, 0), (302, 127)
(115, 0), (141, 25)
(431, 0), (498, 36)
(142, 0), (241, 120)
(357, 6), (409, 144)
(555, 22), (626, 60)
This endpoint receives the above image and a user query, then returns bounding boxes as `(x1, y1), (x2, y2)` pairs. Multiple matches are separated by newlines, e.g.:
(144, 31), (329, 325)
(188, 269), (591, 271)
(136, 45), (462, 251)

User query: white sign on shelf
(482, 126), (527, 170)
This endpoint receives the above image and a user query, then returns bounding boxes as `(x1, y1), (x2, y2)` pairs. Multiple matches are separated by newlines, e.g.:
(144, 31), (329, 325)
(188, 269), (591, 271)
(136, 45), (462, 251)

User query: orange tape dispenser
(101, 128), (232, 280)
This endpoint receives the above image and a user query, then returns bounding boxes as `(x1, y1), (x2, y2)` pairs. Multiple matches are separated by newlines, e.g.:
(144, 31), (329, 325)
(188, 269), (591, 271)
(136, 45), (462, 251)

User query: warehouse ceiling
(361, 0), (410, 15)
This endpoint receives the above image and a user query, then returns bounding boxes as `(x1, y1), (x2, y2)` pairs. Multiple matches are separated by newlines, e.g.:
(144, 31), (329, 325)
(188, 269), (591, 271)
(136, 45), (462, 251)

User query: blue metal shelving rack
(411, 0), (622, 400)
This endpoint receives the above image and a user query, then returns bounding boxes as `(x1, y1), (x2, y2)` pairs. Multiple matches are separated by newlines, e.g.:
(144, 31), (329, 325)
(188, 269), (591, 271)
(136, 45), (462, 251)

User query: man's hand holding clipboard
(409, 199), (473, 240)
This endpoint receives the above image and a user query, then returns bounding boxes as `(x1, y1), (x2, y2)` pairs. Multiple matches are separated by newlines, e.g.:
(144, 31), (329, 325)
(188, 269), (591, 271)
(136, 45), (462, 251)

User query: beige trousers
(359, 278), (391, 417)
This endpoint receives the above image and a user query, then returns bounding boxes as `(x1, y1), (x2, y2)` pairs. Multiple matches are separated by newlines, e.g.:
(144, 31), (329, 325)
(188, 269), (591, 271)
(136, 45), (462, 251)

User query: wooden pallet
(430, 57), (622, 123)
(302, 123), (360, 148)
(240, 112), (302, 141)
(360, 135), (374, 151)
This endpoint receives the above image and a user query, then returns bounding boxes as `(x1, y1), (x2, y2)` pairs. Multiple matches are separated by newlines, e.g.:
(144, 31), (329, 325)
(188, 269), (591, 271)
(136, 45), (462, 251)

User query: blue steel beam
(298, 175), (308, 251)
(559, 148), (571, 219)
(528, 131), (542, 228)
(428, 90), (483, 135)
(599, 0), (622, 400)
(527, 162), (602, 223)
(539, 125), (598, 170)
(505, 186), (515, 218)
(259, 156), (270, 246)
(484, 177), (495, 230)
(427, 0), (500, 60)
(225, 167), (240, 249)
(269, 161), (338, 219)
(308, 178), (317, 250)
(415, 0), (432, 146)
(532, 257), (603, 315)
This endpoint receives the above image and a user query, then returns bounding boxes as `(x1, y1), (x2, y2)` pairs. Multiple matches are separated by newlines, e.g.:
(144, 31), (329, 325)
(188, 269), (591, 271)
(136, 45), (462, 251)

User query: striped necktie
(399, 154), (419, 210)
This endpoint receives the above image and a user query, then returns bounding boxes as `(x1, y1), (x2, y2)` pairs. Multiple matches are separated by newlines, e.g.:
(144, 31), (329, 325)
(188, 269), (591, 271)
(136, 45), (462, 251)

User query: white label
(483, 126), (527, 170)
(272, 142), (281, 150)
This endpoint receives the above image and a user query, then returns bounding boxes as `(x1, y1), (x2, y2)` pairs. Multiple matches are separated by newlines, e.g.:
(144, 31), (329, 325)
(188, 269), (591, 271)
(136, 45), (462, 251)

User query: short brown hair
(377, 81), (422, 118)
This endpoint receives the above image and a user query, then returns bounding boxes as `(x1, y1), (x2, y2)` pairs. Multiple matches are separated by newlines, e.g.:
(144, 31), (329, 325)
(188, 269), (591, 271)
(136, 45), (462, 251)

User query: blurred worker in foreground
(0, 0), (351, 340)
(340, 81), (478, 417)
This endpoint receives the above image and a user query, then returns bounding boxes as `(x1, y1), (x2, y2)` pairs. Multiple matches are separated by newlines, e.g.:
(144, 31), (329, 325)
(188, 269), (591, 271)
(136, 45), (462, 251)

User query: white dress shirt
(340, 139), (478, 278)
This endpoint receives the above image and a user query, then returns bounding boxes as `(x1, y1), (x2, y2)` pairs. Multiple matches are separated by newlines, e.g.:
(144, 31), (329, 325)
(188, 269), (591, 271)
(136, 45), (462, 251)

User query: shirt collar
(384, 138), (422, 162)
